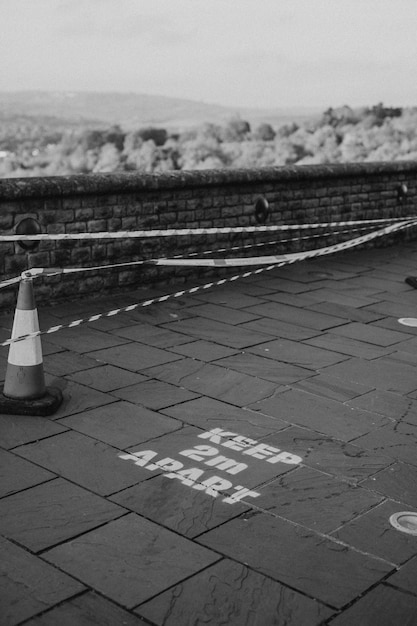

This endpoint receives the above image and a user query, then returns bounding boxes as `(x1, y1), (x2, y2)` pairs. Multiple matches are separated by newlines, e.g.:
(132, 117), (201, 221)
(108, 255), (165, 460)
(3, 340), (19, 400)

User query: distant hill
(0, 91), (320, 130)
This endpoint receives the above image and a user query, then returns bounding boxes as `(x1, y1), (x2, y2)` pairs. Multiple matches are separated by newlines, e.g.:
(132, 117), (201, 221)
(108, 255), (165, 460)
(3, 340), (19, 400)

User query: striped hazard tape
(150, 220), (416, 267)
(0, 217), (415, 242)
(1, 218), (416, 348)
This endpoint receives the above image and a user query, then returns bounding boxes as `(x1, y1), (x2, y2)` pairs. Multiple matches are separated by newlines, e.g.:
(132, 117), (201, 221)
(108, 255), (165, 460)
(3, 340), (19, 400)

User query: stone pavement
(2, 241), (417, 625)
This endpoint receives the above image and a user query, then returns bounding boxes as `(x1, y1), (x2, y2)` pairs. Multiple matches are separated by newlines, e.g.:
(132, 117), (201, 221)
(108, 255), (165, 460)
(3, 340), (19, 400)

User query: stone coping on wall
(1, 161), (417, 200)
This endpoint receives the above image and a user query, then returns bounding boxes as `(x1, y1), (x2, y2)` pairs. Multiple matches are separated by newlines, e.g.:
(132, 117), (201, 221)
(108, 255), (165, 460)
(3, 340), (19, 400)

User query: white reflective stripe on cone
(7, 309), (43, 367)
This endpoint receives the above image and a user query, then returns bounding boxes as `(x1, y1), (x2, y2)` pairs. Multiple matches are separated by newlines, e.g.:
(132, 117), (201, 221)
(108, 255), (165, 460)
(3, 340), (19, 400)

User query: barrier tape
(1, 218), (415, 349)
(0, 225), (376, 290)
(1, 217), (415, 242)
(148, 220), (416, 267)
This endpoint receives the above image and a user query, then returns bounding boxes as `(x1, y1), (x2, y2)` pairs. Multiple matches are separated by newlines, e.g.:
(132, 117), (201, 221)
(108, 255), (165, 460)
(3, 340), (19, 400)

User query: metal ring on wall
(254, 196), (269, 223)
(15, 218), (42, 251)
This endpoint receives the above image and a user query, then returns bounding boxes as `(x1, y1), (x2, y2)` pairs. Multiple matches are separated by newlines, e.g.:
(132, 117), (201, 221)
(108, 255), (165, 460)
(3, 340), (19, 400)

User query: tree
(222, 116), (251, 142)
(253, 123), (276, 141)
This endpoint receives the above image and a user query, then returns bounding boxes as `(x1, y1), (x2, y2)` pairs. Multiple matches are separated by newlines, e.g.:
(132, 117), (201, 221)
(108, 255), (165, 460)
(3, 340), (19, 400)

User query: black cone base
(0, 386), (63, 416)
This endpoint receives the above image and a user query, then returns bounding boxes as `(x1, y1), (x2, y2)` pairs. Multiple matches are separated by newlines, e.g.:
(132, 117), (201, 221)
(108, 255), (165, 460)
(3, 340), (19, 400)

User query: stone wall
(1, 161), (416, 311)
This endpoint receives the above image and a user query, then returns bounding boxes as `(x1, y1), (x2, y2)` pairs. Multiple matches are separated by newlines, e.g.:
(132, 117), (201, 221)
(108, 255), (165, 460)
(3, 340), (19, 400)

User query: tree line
(1, 103), (416, 178)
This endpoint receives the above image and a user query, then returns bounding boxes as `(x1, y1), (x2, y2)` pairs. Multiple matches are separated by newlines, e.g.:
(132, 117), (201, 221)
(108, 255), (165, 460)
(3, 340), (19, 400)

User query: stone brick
(87, 219), (107, 232)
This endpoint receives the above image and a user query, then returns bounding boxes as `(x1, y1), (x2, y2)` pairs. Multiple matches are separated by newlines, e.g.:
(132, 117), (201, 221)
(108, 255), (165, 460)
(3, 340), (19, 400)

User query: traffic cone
(0, 277), (63, 416)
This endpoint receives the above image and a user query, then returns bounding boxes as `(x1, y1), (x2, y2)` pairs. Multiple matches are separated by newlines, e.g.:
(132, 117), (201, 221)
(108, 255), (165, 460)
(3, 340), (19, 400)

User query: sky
(1, 0), (417, 110)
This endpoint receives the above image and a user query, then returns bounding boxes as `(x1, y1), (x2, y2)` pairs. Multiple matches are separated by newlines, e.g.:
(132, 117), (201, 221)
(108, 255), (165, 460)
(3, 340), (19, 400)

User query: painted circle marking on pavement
(389, 512), (417, 535)
(398, 318), (417, 327)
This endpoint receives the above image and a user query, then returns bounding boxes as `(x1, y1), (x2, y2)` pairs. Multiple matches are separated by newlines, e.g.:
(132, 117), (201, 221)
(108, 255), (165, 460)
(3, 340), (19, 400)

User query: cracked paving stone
(352, 422), (417, 467)
(332, 500), (417, 565)
(136, 558), (334, 625)
(197, 513), (392, 609)
(347, 390), (417, 422)
(250, 388), (390, 442)
(255, 466), (382, 533)
(262, 426), (393, 483)
(110, 474), (249, 538)
(319, 356), (417, 395)
(142, 361), (278, 407)
(43, 514), (219, 609)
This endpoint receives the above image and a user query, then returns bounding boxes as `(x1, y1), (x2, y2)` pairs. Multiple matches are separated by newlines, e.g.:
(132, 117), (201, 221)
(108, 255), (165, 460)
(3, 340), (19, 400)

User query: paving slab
(0, 536), (85, 626)
(240, 316), (322, 341)
(162, 316), (270, 348)
(87, 342), (183, 371)
(0, 449), (55, 498)
(40, 325), (128, 353)
(254, 465), (382, 533)
(58, 400), (182, 448)
(197, 513), (393, 609)
(13, 431), (149, 496)
(261, 425), (393, 483)
(249, 388), (390, 441)
(136, 559), (335, 625)
(184, 302), (261, 324)
(245, 301), (347, 331)
(143, 360), (278, 407)
(162, 396), (289, 436)
(167, 338), (239, 361)
(23, 592), (149, 626)
(352, 421), (417, 467)
(248, 336), (349, 368)
(112, 378), (200, 409)
(320, 356), (417, 394)
(0, 477), (125, 552)
(110, 474), (249, 538)
(360, 461), (417, 508)
(111, 322), (196, 347)
(386, 555), (417, 595)
(309, 300), (384, 323)
(330, 321), (408, 346)
(347, 389), (417, 421)
(214, 351), (315, 384)
(66, 364), (147, 391)
(292, 371), (374, 401)
(332, 499), (417, 565)
(43, 514), (219, 608)
(305, 331), (395, 359)
(329, 584), (417, 626)
(0, 413), (68, 450)
(45, 379), (117, 419)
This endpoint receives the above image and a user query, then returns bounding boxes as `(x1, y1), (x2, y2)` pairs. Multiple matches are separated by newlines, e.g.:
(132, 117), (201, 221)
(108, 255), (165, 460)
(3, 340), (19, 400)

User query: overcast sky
(1, 0), (416, 109)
